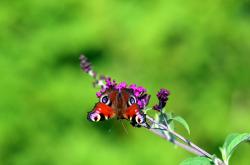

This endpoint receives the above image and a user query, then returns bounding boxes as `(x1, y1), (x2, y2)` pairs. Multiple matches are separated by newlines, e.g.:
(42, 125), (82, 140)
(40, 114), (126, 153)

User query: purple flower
(95, 77), (116, 98)
(153, 88), (170, 111)
(129, 84), (137, 91)
(79, 55), (92, 73)
(128, 84), (149, 108)
(105, 77), (117, 89)
(96, 92), (102, 98)
(137, 94), (151, 109)
(136, 86), (146, 96)
(129, 84), (146, 97)
(96, 83), (109, 98)
(116, 82), (127, 91)
(157, 88), (170, 101)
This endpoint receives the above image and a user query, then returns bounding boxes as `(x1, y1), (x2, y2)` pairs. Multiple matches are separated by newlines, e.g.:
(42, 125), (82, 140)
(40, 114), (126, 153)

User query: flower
(105, 77), (117, 89)
(129, 84), (146, 97)
(129, 84), (137, 92)
(115, 82), (127, 91)
(153, 88), (170, 111)
(79, 55), (92, 73)
(95, 77), (116, 98)
(96, 92), (102, 98)
(129, 84), (150, 108)
(137, 94), (151, 109)
(96, 86), (106, 97)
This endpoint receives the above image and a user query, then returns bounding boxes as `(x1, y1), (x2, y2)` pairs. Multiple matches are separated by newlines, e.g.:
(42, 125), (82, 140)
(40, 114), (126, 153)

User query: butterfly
(87, 88), (147, 127)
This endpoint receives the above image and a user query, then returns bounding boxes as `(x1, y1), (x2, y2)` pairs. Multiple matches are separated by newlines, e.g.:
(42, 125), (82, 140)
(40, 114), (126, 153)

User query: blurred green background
(0, 0), (250, 164)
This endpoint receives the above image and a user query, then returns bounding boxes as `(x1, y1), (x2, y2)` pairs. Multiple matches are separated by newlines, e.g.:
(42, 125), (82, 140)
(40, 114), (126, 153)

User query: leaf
(165, 112), (175, 130)
(154, 112), (176, 142)
(180, 157), (212, 165)
(158, 111), (175, 130)
(158, 112), (168, 126)
(220, 133), (250, 163)
(169, 116), (190, 135)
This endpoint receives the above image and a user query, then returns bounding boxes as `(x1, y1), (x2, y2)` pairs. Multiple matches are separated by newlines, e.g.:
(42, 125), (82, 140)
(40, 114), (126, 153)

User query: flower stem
(146, 126), (205, 156)
(143, 116), (226, 165)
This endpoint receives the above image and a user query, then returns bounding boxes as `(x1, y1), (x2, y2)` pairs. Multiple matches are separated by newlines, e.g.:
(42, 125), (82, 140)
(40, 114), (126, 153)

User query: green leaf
(154, 112), (176, 142)
(169, 116), (190, 135)
(158, 112), (168, 126)
(221, 133), (250, 163)
(180, 157), (212, 165)
(165, 112), (175, 130)
(157, 112), (174, 129)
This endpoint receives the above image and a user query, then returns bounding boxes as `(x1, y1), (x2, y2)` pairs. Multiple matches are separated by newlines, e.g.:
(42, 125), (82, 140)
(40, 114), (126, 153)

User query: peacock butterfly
(87, 88), (147, 127)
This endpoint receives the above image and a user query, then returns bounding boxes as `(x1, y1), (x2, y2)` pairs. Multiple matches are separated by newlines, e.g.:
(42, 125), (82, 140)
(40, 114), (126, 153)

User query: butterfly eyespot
(89, 113), (101, 122)
(100, 94), (110, 105)
(135, 114), (144, 124)
(128, 95), (137, 106)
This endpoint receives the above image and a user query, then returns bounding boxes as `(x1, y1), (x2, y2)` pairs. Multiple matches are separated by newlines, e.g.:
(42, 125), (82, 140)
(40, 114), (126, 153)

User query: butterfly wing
(87, 102), (116, 122)
(120, 89), (147, 127)
(123, 104), (139, 120)
(124, 104), (147, 127)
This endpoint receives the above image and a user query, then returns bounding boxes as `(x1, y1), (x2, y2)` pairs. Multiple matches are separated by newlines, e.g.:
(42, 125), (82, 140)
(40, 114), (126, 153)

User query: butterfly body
(87, 88), (146, 127)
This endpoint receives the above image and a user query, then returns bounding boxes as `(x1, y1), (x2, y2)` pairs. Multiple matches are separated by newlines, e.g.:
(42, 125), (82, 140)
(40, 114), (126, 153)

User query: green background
(0, 0), (249, 164)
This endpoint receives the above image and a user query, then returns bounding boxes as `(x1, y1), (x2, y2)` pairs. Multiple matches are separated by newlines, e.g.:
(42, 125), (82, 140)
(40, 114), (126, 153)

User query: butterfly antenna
(121, 120), (129, 135)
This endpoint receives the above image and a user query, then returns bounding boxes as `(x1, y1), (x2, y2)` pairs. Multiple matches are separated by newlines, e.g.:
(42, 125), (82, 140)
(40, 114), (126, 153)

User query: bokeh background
(0, 0), (250, 164)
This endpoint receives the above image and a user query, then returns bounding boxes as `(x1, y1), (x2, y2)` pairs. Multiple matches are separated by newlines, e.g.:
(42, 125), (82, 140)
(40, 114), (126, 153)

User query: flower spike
(153, 88), (170, 112)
